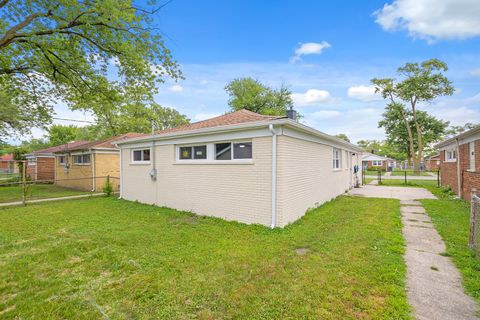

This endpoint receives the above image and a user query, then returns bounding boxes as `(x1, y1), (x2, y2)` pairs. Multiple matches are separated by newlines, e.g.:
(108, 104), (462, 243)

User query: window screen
(215, 143), (232, 160)
(179, 147), (192, 160)
(233, 142), (252, 159)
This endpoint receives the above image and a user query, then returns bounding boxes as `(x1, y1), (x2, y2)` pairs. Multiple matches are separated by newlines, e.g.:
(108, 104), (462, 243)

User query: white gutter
(456, 138), (462, 198)
(91, 150), (96, 192)
(269, 124), (277, 229)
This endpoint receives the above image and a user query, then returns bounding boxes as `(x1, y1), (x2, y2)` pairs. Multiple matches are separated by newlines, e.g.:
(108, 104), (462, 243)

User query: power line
(52, 117), (95, 124)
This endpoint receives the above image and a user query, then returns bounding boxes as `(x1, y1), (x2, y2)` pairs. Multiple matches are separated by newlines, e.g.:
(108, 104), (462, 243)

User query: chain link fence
(469, 189), (480, 257)
(0, 175), (119, 206)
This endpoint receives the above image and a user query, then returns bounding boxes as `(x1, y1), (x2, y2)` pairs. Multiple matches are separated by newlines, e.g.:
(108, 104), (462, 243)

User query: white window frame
(175, 140), (253, 164)
(372, 160), (382, 166)
(131, 148), (151, 164)
(72, 153), (91, 165)
(58, 155), (66, 165)
(27, 158), (36, 166)
(445, 149), (457, 162)
(333, 148), (342, 170)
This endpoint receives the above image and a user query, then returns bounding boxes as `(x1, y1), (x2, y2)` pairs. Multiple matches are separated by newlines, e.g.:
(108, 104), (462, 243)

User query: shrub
(102, 176), (113, 196)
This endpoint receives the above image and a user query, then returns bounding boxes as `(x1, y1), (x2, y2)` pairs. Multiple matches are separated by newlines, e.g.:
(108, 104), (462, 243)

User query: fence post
(469, 188), (477, 249)
(404, 171), (407, 185)
(437, 170), (440, 187)
(378, 169), (381, 184)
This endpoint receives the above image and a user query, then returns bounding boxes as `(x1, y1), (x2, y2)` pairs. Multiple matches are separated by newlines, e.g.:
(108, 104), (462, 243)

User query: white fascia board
(119, 127), (272, 149)
(117, 118), (363, 152)
(435, 127), (480, 149)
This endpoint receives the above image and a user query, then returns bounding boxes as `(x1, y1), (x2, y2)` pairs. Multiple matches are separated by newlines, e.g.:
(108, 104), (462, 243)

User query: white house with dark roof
(116, 109), (363, 228)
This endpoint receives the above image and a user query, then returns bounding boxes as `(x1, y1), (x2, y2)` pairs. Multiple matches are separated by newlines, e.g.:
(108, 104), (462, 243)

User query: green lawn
(0, 184), (94, 203)
(378, 179), (439, 188)
(390, 171), (433, 177)
(0, 197), (411, 319)
(421, 187), (480, 306)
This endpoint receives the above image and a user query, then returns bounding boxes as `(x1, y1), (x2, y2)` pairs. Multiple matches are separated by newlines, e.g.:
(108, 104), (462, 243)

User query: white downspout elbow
(269, 124), (277, 229)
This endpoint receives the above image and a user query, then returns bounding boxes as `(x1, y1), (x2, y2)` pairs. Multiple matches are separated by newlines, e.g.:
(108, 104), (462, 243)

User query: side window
(132, 149), (151, 162)
(333, 148), (341, 169)
(178, 145), (207, 160)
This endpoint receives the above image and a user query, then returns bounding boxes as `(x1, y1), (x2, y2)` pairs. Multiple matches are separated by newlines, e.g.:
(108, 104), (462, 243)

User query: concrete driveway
(348, 185), (437, 200)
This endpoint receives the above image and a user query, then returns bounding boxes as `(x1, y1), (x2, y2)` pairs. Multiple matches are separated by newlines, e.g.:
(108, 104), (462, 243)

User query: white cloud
(290, 41), (331, 63)
(168, 84), (184, 92)
(312, 110), (341, 120)
(347, 85), (381, 101)
(194, 113), (220, 121)
(470, 68), (480, 77)
(292, 89), (332, 106)
(374, 0), (480, 41)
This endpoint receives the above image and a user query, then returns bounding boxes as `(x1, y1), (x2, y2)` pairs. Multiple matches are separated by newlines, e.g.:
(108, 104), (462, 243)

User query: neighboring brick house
(116, 109), (364, 228)
(425, 154), (440, 171)
(436, 126), (480, 201)
(53, 133), (143, 191)
(0, 154), (16, 173)
(25, 142), (88, 181)
(361, 153), (393, 171)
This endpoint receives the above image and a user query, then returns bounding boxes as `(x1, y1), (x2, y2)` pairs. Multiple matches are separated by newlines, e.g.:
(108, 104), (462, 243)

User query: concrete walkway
(349, 186), (479, 319)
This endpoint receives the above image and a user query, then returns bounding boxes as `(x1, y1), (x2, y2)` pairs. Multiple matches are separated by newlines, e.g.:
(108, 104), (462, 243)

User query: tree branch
(0, 0), (9, 9)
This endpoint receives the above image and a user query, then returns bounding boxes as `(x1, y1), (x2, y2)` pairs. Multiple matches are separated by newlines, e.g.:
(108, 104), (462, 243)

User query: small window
(233, 142), (252, 159)
(27, 158), (36, 166)
(58, 156), (65, 164)
(73, 154), (90, 165)
(446, 150), (456, 161)
(372, 160), (382, 166)
(333, 148), (342, 169)
(133, 149), (150, 162)
(178, 145), (207, 160)
(215, 143), (232, 160)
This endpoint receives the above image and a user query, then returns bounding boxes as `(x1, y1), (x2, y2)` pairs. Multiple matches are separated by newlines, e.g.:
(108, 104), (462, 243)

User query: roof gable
(58, 133), (145, 152)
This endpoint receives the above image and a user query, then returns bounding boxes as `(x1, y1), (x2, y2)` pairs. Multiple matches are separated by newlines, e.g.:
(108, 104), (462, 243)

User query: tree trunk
(411, 99), (423, 171)
(399, 107), (416, 170)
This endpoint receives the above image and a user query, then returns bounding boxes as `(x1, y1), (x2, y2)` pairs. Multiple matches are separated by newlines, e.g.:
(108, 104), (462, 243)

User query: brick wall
(440, 139), (480, 201)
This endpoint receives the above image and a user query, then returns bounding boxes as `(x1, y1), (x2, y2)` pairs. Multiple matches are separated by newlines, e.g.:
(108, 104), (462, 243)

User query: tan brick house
(25, 142), (88, 181)
(116, 110), (363, 228)
(53, 133), (143, 191)
(436, 126), (480, 201)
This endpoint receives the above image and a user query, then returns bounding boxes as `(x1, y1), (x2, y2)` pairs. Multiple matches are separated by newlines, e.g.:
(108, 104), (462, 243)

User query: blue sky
(30, 0), (480, 143)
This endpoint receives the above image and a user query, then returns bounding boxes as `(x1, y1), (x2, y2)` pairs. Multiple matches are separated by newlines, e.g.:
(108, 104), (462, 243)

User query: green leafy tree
(357, 139), (407, 161)
(335, 133), (350, 142)
(372, 59), (454, 168)
(225, 77), (294, 117)
(0, 0), (181, 141)
(445, 123), (479, 137)
(379, 106), (449, 162)
(47, 124), (79, 145)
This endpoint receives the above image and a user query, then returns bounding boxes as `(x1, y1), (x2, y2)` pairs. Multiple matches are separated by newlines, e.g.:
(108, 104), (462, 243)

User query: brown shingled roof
(30, 141), (90, 155)
(60, 133), (145, 152)
(154, 109), (284, 135)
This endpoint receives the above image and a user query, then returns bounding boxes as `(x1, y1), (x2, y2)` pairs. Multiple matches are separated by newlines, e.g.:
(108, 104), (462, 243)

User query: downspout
(269, 124), (277, 229)
(456, 138), (462, 198)
(91, 150), (95, 192)
(119, 146), (123, 198)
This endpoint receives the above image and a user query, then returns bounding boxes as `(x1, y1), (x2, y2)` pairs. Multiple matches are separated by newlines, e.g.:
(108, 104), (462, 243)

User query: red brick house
(0, 153), (16, 173)
(25, 141), (88, 181)
(436, 126), (480, 201)
(362, 153), (394, 171)
(425, 154), (440, 171)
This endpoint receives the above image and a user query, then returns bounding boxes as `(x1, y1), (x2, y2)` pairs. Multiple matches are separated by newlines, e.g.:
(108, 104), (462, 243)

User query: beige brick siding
(277, 135), (360, 226)
(55, 152), (120, 191)
(121, 137), (273, 225)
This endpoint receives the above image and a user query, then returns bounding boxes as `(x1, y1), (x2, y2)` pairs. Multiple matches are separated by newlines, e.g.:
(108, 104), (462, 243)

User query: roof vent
(286, 107), (297, 121)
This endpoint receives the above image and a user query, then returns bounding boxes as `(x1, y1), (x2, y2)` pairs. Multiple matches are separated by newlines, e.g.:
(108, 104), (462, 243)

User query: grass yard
(0, 196), (411, 319)
(378, 179), (439, 188)
(390, 171), (432, 177)
(421, 187), (480, 306)
(0, 184), (94, 203)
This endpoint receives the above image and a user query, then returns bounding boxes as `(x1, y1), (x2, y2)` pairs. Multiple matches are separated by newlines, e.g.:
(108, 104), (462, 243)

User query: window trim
(444, 149), (457, 162)
(371, 160), (382, 166)
(333, 147), (342, 170)
(73, 153), (91, 165)
(131, 148), (151, 164)
(58, 155), (66, 165)
(27, 158), (36, 166)
(175, 140), (253, 164)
